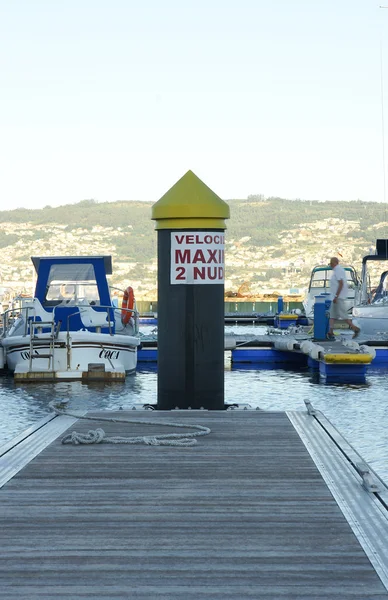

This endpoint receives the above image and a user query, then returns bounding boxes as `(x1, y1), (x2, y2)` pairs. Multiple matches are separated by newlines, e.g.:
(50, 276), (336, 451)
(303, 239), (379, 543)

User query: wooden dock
(1, 409), (388, 598)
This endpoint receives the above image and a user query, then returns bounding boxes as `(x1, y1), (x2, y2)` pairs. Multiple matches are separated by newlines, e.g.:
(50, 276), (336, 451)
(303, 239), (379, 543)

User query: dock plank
(0, 411), (387, 599)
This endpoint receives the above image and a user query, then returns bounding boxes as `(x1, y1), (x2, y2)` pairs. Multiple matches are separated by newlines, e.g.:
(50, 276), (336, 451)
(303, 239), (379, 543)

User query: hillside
(0, 197), (387, 299)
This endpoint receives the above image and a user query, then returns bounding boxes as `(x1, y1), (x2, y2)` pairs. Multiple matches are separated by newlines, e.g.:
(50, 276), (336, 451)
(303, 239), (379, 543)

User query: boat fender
(273, 339), (286, 351)
(310, 344), (324, 360)
(343, 340), (360, 351)
(359, 345), (376, 359)
(121, 286), (135, 325)
(274, 339), (297, 352)
(287, 339), (296, 351)
(300, 340), (314, 355)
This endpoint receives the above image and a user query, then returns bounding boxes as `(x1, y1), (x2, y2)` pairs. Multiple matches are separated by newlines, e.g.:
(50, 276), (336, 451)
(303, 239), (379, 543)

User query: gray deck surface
(309, 339), (367, 354)
(1, 410), (387, 599)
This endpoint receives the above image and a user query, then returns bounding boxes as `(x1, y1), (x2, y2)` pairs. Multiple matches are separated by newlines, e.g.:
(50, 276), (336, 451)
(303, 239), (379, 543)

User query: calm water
(1, 324), (387, 486)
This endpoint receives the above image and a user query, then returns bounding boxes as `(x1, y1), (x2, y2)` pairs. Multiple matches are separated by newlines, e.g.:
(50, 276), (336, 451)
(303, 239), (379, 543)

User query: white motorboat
(303, 264), (360, 320)
(1, 255), (140, 380)
(352, 240), (388, 336)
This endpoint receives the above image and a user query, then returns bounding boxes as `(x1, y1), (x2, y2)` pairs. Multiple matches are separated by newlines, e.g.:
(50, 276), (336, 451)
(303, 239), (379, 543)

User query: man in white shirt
(327, 257), (360, 340)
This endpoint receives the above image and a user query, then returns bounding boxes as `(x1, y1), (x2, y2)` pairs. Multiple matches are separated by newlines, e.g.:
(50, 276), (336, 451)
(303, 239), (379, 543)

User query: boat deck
(1, 409), (388, 599)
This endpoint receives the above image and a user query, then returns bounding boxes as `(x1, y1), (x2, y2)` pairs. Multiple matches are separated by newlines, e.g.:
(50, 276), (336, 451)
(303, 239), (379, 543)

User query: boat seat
(79, 305), (114, 330)
(23, 298), (54, 323)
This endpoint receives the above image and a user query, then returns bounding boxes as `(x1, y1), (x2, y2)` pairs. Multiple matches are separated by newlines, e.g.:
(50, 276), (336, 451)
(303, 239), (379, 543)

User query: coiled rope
(49, 401), (211, 447)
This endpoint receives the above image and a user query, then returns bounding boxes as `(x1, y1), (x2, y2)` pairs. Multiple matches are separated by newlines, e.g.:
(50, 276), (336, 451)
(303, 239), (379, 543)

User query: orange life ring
(121, 286), (135, 324)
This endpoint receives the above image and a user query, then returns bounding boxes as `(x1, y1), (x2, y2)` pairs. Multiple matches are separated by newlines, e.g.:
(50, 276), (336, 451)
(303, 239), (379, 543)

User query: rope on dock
(61, 427), (204, 446)
(49, 401), (211, 447)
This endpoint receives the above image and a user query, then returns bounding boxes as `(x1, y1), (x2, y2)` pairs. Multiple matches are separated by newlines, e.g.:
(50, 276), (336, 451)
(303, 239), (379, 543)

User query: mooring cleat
(304, 399), (317, 416)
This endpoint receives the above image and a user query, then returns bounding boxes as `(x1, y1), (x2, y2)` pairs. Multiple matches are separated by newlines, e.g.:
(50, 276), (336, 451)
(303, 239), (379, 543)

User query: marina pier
(138, 333), (382, 384)
(1, 408), (388, 598)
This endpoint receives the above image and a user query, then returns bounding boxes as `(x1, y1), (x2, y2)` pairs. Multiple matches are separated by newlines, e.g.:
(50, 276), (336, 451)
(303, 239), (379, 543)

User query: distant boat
(303, 264), (360, 320)
(352, 240), (388, 336)
(1, 255), (140, 380)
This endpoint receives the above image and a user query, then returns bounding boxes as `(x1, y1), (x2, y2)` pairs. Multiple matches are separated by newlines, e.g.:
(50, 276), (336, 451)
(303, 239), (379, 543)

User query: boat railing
(0, 308), (12, 338)
(118, 304), (139, 334)
(0, 305), (55, 338)
(108, 285), (139, 334)
(1, 301), (140, 339)
(61, 303), (141, 336)
(356, 278), (379, 306)
(63, 304), (130, 370)
(50, 301), (139, 335)
(62, 308), (113, 370)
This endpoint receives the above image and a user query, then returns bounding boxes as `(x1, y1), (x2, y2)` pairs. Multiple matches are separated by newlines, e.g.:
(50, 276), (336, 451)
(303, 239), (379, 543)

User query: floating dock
(12, 364), (127, 382)
(138, 334), (385, 383)
(139, 314), (274, 326)
(139, 312), (309, 327)
(1, 408), (388, 598)
(232, 336), (376, 383)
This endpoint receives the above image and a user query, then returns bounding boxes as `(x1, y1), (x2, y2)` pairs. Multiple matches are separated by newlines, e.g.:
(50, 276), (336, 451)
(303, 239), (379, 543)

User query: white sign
(170, 231), (225, 285)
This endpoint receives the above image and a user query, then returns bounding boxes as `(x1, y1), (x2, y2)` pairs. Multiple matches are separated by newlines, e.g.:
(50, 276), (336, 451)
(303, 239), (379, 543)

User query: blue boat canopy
(31, 256), (114, 331)
(31, 256), (112, 275)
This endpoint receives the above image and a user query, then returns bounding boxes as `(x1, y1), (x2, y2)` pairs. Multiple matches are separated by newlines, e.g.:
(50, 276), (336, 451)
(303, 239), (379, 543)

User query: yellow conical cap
(152, 170), (230, 230)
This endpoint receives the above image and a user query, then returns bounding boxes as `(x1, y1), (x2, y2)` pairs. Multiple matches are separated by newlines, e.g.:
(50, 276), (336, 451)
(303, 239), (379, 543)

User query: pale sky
(0, 0), (387, 209)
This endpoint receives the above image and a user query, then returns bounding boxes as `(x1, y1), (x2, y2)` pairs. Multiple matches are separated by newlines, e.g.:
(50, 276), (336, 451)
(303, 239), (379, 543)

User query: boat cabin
(303, 264), (360, 319)
(357, 240), (388, 305)
(307, 265), (359, 294)
(31, 256), (115, 333)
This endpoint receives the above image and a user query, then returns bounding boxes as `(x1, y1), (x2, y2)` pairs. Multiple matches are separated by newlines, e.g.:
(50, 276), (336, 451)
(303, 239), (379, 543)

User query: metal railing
(0, 299), (140, 339)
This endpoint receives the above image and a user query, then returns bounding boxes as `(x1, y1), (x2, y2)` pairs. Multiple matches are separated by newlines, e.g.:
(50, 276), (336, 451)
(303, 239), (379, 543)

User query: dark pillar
(151, 171), (230, 410)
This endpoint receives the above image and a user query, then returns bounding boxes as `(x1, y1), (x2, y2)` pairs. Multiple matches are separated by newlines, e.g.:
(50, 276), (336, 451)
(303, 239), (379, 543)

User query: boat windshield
(371, 270), (388, 304)
(309, 267), (357, 289)
(44, 264), (100, 306)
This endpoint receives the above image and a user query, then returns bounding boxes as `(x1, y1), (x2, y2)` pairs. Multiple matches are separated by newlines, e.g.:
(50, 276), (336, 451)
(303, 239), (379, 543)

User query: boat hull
(352, 305), (388, 337)
(2, 331), (139, 376)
